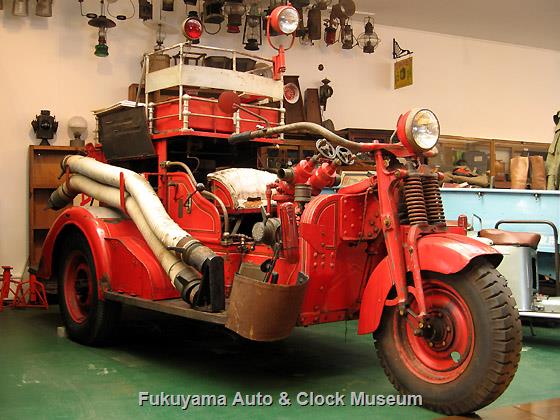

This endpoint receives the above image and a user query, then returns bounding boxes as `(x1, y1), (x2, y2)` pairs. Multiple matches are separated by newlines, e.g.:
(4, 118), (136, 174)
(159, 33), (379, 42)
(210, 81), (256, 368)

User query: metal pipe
(202, 191), (230, 234)
(228, 122), (379, 152)
(495, 219), (560, 296)
(163, 161), (229, 235)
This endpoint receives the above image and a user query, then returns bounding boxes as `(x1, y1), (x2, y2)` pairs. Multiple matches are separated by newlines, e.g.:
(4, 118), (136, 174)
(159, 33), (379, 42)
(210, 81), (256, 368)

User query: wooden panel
(32, 189), (61, 229)
(283, 75), (305, 124)
(30, 151), (66, 187)
(304, 88), (322, 125)
(29, 145), (83, 268)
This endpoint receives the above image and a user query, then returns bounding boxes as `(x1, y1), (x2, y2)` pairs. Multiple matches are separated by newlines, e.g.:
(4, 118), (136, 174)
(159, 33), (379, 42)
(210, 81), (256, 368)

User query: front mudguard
(357, 233), (502, 335)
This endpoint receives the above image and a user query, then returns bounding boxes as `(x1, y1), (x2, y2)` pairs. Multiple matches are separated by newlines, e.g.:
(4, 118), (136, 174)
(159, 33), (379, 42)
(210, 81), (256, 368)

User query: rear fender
(38, 206), (176, 301)
(38, 207), (114, 290)
(357, 233), (502, 335)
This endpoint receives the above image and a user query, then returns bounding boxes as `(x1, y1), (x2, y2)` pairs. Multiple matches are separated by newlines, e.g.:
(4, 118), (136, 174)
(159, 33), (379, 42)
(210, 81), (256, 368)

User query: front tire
(57, 231), (121, 345)
(374, 260), (522, 415)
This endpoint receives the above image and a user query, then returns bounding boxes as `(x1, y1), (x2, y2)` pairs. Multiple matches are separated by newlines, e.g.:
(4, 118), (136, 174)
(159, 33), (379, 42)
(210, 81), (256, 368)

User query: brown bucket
(225, 273), (308, 342)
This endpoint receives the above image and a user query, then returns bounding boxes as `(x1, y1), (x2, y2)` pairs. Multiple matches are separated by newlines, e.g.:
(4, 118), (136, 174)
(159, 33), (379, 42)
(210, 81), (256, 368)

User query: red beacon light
(267, 5), (299, 80)
(182, 15), (203, 41)
(396, 108), (440, 154)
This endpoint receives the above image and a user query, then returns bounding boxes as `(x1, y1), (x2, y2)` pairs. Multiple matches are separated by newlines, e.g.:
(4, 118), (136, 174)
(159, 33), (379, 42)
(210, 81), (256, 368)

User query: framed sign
(394, 56), (413, 89)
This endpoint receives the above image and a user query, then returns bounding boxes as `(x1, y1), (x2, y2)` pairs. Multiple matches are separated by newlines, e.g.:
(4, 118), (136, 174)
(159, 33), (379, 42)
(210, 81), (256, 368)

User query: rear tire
(57, 231), (121, 346)
(374, 260), (522, 415)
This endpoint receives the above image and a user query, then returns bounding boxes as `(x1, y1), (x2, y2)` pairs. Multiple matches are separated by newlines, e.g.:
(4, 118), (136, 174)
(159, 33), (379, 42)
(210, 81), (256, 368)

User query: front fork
(375, 151), (444, 324)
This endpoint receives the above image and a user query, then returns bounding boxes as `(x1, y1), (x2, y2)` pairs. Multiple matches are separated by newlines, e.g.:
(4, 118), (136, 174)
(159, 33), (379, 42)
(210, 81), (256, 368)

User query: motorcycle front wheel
(374, 260), (522, 415)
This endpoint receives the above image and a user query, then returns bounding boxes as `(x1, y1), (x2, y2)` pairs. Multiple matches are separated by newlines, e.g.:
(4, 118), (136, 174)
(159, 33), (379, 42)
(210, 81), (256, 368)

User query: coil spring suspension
(422, 176), (445, 224)
(403, 175), (428, 225)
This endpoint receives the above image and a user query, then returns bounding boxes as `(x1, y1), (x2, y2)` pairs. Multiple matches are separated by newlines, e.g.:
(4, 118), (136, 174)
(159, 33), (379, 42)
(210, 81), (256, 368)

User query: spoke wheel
(374, 260), (522, 415)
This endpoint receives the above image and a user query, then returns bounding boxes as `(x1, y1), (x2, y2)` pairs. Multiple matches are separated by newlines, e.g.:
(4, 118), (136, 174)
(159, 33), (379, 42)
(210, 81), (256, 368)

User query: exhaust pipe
(50, 156), (225, 311)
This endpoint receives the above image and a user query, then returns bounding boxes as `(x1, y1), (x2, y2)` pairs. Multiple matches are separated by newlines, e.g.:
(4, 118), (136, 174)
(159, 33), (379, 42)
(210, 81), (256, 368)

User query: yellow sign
(394, 56), (413, 89)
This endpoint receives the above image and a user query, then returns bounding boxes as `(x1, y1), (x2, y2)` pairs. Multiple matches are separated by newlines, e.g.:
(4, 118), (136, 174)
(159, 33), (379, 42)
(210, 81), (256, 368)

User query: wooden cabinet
(29, 146), (83, 268)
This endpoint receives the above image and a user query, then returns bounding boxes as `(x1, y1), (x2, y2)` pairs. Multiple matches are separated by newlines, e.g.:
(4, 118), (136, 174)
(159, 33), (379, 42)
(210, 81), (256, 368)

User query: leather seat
(479, 229), (541, 249)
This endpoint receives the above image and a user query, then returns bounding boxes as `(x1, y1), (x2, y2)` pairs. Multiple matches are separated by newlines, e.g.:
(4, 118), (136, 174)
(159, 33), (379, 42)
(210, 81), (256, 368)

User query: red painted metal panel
(357, 257), (394, 335)
(153, 98), (280, 135)
(417, 233), (502, 273)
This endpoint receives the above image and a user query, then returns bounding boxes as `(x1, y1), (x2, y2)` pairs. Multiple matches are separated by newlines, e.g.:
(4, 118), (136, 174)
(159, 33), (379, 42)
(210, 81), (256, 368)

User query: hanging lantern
(138, 0), (153, 20)
(243, 5), (262, 51)
(224, 1), (245, 33)
(12, 0), (28, 16)
(357, 17), (379, 54)
(307, 6), (322, 40)
(95, 27), (109, 57)
(183, 11), (203, 43)
(88, 6), (116, 57)
(323, 19), (337, 45)
(203, 0), (224, 24)
(340, 22), (354, 49)
(35, 0), (53, 17)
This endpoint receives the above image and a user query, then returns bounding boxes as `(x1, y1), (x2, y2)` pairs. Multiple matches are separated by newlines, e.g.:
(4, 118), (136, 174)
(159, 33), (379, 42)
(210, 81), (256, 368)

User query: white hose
(65, 175), (200, 288)
(62, 155), (190, 250)
(59, 155), (219, 273)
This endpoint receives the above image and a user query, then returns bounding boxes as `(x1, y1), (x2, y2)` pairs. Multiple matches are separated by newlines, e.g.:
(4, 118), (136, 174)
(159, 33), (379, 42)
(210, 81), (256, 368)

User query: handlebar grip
(228, 131), (255, 145)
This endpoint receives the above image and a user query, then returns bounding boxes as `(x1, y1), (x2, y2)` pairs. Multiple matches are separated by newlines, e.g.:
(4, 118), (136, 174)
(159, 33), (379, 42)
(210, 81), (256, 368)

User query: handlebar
(228, 122), (377, 152)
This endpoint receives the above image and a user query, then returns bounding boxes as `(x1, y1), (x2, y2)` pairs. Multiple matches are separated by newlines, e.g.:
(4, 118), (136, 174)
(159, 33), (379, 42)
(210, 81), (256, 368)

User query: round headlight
(397, 108), (440, 152)
(270, 6), (299, 35)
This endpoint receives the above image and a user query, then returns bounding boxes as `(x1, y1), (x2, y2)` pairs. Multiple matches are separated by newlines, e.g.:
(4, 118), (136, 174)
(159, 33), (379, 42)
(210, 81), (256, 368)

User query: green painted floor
(1, 306), (559, 420)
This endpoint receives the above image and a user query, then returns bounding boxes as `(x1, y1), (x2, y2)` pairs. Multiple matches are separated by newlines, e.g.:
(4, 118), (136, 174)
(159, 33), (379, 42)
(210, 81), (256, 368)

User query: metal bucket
(225, 273), (308, 341)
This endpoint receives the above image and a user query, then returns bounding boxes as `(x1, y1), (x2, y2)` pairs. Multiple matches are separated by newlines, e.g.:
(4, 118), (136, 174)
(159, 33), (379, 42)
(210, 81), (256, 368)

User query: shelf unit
(29, 145), (83, 268)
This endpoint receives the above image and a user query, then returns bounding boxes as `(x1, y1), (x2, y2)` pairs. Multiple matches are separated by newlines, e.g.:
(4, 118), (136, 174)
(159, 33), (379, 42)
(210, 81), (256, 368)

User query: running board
(104, 291), (227, 324)
(519, 311), (560, 320)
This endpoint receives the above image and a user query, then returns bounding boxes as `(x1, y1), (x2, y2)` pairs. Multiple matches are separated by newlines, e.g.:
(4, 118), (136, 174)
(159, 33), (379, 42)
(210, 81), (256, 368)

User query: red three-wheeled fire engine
(36, 5), (521, 416)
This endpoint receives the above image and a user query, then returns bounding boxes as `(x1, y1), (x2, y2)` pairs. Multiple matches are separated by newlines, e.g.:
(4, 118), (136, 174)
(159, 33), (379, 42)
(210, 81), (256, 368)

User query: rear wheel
(374, 261), (522, 415)
(57, 231), (121, 345)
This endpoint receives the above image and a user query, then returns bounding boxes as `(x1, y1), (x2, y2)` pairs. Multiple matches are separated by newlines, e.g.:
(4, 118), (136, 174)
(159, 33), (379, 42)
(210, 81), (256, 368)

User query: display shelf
(28, 145), (83, 267)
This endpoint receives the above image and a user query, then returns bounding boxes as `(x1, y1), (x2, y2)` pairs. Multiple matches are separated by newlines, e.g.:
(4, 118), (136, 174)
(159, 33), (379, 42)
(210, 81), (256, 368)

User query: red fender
(38, 206), (113, 286)
(357, 233), (502, 335)
(417, 233), (502, 273)
(38, 206), (178, 301)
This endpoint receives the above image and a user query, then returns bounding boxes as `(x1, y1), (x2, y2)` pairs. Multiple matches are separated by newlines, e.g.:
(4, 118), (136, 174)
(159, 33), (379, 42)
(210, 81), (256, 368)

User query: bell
(12, 0), (28, 16)
(35, 0), (53, 17)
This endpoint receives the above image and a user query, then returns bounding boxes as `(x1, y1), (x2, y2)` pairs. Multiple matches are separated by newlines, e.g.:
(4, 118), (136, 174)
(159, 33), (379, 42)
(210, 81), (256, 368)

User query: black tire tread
(374, 260), (522, 415)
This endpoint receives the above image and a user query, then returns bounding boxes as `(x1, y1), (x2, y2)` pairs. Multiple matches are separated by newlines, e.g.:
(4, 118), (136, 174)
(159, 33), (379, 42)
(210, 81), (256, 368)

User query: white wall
(1, 2), (559, 276)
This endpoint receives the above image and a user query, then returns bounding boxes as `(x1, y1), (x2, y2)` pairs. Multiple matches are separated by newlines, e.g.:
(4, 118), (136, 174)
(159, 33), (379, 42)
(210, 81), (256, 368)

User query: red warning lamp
(182, 15), (203, 41)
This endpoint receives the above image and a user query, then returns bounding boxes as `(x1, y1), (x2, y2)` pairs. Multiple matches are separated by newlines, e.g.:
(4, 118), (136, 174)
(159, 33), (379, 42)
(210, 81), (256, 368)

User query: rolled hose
(57, 155), (218, 272)
(50, 156), (225, 310)
(49, 175), (201, 305)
